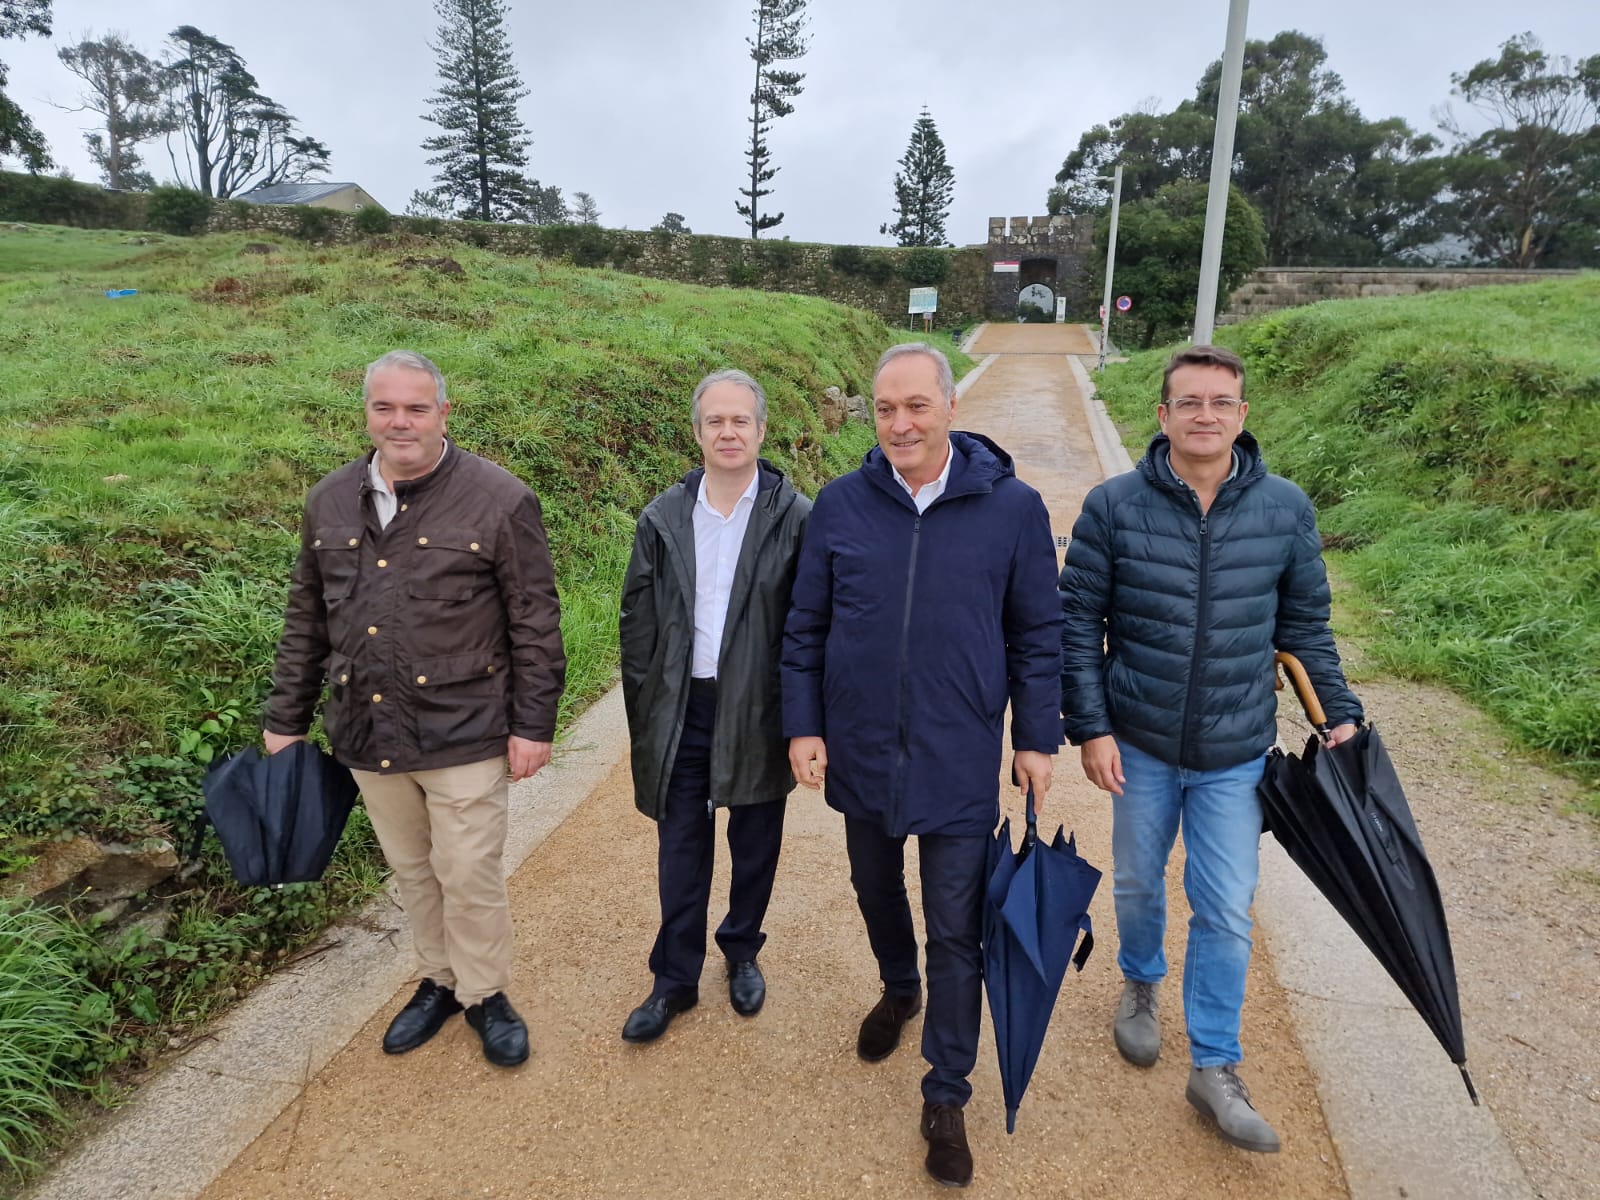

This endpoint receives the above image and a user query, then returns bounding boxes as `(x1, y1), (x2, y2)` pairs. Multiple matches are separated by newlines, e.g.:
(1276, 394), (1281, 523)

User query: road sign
(1116, 295), (1133, 313)
(908, 287), (938, 315)
(993, 260), (1020, 273)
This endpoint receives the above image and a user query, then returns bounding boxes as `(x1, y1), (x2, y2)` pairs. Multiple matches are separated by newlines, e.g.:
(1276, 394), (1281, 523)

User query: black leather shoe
(857, 988), (923, 1061)
(727, 960), (765, 1016)
(464, 992), (529, 1067)
(382, 979), (462, 1055)
(921, 1102), (974, 1188)
(621, 987), (699, 1044)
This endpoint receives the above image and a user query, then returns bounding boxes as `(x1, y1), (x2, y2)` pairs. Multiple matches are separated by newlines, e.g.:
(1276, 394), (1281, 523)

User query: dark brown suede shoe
(856, 988), (922, 1061)
(921, 1102), (974, 1188)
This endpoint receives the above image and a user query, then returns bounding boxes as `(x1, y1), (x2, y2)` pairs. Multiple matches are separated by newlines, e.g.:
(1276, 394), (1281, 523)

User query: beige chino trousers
(351, 755), (512, 1006)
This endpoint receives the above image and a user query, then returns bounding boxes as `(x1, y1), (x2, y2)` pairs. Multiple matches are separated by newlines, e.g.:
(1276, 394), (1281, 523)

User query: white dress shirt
(369, 440), (449, 529)
(692, 469), (760, 678)
(890, 438), (955, 514)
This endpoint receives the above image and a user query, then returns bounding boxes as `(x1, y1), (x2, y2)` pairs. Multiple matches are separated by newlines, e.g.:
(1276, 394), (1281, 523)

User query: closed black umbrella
(983, 786), (1101, 1133)
(1261, 652), (1477, 1104)
(200, 741), (359, 887)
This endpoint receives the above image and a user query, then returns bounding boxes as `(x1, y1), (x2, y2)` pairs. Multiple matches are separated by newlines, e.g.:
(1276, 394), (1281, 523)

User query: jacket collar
(1137, 430), (1265, 502)
(357, 442), (462, 501)
(860, 430), (1014, 511)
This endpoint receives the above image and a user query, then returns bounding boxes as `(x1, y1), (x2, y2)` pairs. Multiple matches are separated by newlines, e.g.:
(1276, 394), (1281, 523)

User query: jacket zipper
(1178, 503), (1211, 767)
(890, 513), (923, 833)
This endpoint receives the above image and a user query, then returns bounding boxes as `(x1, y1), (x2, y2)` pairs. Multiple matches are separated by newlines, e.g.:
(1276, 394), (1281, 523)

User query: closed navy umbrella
(983, 785), (1101, 1133)
(200, 741), (359, 887)
(1260, 652), (1477, 1104)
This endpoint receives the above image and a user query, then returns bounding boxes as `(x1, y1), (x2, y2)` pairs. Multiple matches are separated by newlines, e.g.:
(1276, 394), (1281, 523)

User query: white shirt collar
(696, 467), (760, 518)
(370, 438), (449, 495)
(891, 437), (954, 501)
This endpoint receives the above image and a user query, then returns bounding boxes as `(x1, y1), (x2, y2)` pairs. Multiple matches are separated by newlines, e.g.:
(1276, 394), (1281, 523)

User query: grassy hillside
(0, 223), (947, 1172)
(1096, 276), (1600, 804)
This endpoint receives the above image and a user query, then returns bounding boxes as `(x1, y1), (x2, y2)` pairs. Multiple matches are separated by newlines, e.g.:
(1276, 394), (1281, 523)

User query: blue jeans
(1111, 740), (1267, 1067)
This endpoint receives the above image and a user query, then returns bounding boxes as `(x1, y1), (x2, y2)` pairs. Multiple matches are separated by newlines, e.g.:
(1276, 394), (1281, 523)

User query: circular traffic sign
(1116, 295), (1133, 312)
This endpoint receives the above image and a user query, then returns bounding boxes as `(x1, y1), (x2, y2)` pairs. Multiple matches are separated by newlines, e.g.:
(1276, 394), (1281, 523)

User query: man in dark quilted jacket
(1059, 344), (1362, 1154)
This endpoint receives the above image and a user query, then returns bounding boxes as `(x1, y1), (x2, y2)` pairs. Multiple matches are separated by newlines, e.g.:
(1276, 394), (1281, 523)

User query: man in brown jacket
(263, 349), (565, 1068)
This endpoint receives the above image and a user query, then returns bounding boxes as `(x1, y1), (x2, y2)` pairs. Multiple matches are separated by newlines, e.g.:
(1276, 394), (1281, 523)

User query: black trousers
(844, 814), (988, 1107)
(649, 679), (787, 996)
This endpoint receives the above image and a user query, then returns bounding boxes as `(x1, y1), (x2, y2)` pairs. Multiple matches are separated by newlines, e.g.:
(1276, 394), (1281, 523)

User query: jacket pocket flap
(327, 651), (355, 686)
(413, 528), (485, 554)
(411, 651), (505, 687)
(312, 526), (364, 551)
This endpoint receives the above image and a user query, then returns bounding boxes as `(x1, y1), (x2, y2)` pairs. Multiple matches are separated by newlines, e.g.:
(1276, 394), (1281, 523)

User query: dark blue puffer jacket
(782, 432), (1062, 838)
(1060, 431), (1361, 771)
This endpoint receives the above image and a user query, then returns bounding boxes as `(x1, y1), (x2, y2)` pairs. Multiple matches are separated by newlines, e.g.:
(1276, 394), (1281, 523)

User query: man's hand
(1325, 722), (1358, 747)
(1080, 735), (1124, 796)
(1012, 750), (1054, 805)
(263, 730), (307, 756)
(508, 736), (552, 782)
(789, 736), (828, 789)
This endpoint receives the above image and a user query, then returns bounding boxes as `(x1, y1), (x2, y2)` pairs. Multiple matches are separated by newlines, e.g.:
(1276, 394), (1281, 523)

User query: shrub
(403, 215), (445, 237)
(145, 187), (214, 237)
(761, 239), (801, 277)
(861, 253), (896, 285)
(900, 247), (950, 286)
(353, 206), (393, 236)
(293, 206), (338, 243)
(830, 243), (866, 275)
(460, 221), (493, 248)
(687, 238), (715, 279)
(727, 251), (762, 287)
(0, 170), (146, 229)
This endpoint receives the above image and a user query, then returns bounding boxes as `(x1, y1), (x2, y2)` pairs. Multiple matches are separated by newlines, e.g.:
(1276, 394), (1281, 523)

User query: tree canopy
(882, 107), (954, 247)
(0, 0), (53, 171)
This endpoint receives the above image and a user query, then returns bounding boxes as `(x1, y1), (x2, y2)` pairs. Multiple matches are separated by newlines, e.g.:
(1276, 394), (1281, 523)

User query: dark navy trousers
(649, 679), (787, 997)
(844, 815), (988, 1107)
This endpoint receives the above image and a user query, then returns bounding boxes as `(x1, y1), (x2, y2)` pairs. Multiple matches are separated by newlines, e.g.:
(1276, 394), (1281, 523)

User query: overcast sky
(5, 0), (1597, 245)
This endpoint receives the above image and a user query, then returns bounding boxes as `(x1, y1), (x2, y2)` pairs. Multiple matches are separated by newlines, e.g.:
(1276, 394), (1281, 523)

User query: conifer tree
(882, 107), (955, 246)
(420, 0), (550, 223)
(735, 0), (808, 238)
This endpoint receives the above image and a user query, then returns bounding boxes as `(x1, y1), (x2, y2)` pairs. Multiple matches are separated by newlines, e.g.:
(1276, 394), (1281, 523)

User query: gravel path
(201, 326), (1348, 1199)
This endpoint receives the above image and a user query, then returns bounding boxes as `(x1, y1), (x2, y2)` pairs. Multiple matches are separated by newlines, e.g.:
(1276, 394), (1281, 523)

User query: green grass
(1096, 276), (1600, 810)
(0, 222), (951, 1176)
(0, 901), (114, 1173)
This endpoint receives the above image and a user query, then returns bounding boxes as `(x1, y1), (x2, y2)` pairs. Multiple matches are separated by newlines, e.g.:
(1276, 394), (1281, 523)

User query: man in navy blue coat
(782, 343), (1062, 1189)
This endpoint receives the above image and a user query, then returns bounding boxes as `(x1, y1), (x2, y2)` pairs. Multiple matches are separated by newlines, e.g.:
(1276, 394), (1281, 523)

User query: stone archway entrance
(1017, 258), (1057, 321)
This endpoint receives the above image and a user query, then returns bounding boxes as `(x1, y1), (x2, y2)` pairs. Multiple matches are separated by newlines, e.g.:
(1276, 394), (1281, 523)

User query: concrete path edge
(26, 690), (630, 1200)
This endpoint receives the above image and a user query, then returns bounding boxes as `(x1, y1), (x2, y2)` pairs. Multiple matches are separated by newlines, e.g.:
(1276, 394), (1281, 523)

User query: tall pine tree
(420, 0), (546, 223)
(735, 0), (807, 238)
(882, 107), (955, 246)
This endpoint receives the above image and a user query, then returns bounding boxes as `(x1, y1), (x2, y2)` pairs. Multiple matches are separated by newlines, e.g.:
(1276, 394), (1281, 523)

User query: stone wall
(202, 200), (994, 329)
(1221, 266), (1585, 324)
(984, 214), (1097, 318)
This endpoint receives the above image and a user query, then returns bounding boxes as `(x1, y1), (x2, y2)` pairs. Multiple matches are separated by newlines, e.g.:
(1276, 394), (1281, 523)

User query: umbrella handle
(1274, 651), (1330, 735)
(1024, 784), (1038, 849)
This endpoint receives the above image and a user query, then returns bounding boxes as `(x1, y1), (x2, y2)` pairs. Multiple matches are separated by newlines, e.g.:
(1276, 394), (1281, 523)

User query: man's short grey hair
(874, 342), (956, 406)
(691, 368), (768, 427)
(364, 350), (447, 409)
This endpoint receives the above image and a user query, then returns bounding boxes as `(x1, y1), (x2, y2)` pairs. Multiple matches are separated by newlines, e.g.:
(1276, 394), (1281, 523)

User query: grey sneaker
(1112, 979), (1161, 1067)
(1186, 1064), (1281, 1153)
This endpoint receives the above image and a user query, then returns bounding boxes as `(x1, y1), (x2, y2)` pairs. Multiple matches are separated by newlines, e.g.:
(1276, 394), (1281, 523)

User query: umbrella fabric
(200, 741), (359, 887)
(983, 789), (1101, 1133)
(1260, 725), (1477, 1104)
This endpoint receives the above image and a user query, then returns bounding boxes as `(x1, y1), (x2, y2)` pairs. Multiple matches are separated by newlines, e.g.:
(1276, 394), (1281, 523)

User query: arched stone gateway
(987, 215), (1094, 321)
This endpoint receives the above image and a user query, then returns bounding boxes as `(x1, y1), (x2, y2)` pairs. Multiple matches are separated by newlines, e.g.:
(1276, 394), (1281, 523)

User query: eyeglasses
(1165, 397), (1242, 416)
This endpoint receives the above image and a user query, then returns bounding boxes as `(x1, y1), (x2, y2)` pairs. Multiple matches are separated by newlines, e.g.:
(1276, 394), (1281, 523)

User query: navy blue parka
(1059, 430), (1362, 771)
(781, 432), (1062, 838)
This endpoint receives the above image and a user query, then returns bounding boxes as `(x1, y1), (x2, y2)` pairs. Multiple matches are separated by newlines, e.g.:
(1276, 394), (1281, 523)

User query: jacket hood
(1136, 429), (1265, 497)
(861, 430), (1015, 505)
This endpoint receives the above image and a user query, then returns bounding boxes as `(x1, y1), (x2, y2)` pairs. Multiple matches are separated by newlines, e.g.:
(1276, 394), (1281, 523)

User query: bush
(760, 239), (801, 277)
(861, 253), (896, 285)
(686, 238), (715, 279)
(900, 247), (950, 286)
(403, 215), (445, 237)
(293, 206), (338, 243)
(727, 251), (762, 287)
(145, 187), (213, 237)
(830, 244), (866, 275)
(0, 170), (147, 229)
(353, 206), (393, 235)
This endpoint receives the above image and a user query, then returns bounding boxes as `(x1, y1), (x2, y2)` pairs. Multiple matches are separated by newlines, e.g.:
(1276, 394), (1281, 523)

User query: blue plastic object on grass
(104, 288), (138, 298)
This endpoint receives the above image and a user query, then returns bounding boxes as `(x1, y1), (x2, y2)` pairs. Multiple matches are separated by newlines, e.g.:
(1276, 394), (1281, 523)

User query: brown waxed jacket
(263, 445), (566, 774)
